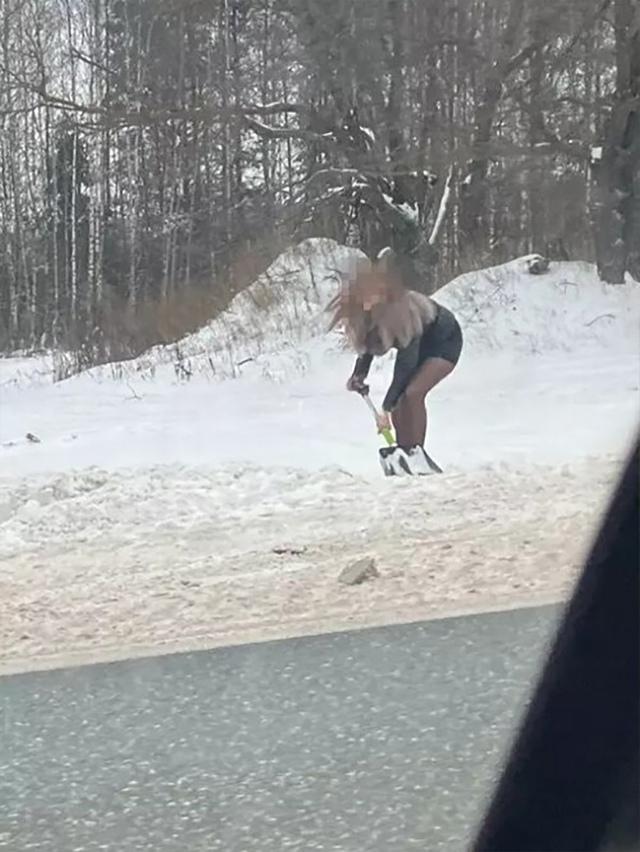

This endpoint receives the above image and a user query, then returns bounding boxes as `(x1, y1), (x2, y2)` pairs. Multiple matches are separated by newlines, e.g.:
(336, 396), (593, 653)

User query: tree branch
(304, 167), (362, 187)
(241, 102), (307, 116)
(510, 90), (589, 159)
(503, 43), (538, 76)
(243, 114), (325, 142)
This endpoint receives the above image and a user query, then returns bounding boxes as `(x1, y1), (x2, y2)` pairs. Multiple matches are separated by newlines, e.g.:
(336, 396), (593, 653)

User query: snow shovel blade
(379, 446), (413, 477)
(379, 447), (396, 477)
(379, 446), (443, 476)
(379, 446), (396, 476)
(359, 392), (443, 476)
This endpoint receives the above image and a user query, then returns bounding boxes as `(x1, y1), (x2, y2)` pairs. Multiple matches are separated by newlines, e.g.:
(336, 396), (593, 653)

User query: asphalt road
(1, 605), (559, 852)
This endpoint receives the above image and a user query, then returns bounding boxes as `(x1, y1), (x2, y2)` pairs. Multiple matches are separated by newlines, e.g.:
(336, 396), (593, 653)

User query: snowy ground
(1, 243), (638, 673)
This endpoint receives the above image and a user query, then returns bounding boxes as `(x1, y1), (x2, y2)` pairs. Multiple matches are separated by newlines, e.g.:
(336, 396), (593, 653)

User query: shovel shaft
(361, 393), (379, 417)
(361, 393), (395, 446)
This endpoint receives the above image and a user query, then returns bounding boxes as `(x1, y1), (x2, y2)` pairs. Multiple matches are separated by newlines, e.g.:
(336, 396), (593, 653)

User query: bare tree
(0, 0), (634, 361)
(591, 0), (639, 282)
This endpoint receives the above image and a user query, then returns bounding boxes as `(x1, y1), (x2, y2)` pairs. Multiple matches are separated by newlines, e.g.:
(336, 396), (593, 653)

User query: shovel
(360, 392), (443, 476)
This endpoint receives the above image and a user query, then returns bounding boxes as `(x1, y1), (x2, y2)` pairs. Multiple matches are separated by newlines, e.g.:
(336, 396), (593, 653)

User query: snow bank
(0, 353), (55, 389)
(0, 453), (622, 671)
(87, 238), (366, 383)
(1, 243), (637, 388)
(94, 246), (638, 383)
(437, 256), (639, 356)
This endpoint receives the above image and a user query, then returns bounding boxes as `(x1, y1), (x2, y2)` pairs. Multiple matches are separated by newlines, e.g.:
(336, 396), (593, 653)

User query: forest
(0, 0), (638, 363)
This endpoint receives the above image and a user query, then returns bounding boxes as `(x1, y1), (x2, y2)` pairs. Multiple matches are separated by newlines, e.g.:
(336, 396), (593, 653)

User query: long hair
(327, 256), (436, 355)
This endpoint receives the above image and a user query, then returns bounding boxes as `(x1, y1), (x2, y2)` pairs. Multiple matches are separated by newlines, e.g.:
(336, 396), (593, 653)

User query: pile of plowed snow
(88, 238), (365, 383)
(103, 243), (636, 382)
(0, 353), (56, 389)
(2, 241), (638, 387)
(437, 256), (638, 356)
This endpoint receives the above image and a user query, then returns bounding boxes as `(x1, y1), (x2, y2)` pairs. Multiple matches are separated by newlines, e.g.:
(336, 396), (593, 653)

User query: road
(1, 604), (559, 851)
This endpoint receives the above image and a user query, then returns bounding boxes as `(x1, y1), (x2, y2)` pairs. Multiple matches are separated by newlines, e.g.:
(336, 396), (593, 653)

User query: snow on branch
(428, 166), (454, 247)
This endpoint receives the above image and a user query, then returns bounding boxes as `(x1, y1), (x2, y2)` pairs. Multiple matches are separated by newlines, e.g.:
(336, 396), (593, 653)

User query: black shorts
(420, 304), (463, 365)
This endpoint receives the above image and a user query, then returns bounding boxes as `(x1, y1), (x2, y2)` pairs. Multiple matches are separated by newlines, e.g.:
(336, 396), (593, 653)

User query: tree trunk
(459, 0), (527, 263)
(592, 0), (639, 283)
(220, 0), (232, 266)
(527, 19), (546, 253)
(386, 0), (405, 166)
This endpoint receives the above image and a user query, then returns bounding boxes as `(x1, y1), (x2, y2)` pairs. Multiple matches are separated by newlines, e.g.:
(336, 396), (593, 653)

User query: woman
(328, 252), (462, 456)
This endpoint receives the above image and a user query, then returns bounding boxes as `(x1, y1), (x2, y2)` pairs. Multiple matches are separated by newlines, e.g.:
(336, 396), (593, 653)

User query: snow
(94, 238), (367, 384)
(396, 201), (420, 224)
(0, 456), (622, 674)
(1, 240), (639, 673)
(0, 353), (55, 388)
(437, 256), (639, 354)
(360, 126), (376, 146)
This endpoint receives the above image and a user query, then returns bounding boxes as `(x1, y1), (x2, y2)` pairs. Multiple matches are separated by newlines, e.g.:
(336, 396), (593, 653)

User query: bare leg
(391, 395), (414, 449)
(413, 401), (427, 449)
(402, 357), (455, 447)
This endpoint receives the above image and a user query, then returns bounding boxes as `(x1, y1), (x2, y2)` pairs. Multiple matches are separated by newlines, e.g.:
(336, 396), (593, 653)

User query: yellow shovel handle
(380, 427), (395, 446)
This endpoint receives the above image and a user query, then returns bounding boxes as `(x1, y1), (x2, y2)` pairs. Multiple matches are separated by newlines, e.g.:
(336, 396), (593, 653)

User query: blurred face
(362, 291), (383, 311)
(362, 293), (382, 311)
(358, 265), (389, 312)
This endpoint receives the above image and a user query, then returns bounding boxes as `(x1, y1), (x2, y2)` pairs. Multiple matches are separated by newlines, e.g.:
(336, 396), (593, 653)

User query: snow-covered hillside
(74, 243), (639, 396)
(1, 241), (638, 673)
(1, 240), (637, 388)
(94, 238), (363, 384)
(91, 242), (640, 381)
(438, 256), (639, 355)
